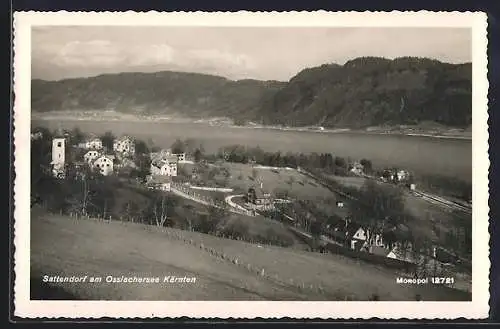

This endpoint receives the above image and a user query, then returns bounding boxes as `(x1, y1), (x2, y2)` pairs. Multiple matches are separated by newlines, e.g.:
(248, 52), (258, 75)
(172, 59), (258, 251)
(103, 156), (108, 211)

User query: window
(106, 164), (110, 167)
(57, 142), (62, 147)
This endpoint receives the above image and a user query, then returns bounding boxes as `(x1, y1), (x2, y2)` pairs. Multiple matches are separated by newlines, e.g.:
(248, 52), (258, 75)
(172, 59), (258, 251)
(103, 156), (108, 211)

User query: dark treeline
(210, 144), (372, 176)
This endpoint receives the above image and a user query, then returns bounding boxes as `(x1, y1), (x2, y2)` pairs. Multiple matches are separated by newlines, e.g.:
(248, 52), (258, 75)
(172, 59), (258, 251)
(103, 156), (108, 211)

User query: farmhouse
(174, 153), (186, 162)
(113, 136), (135, 156)
(93, 155), (114, 176)
(150, 155), (178, 177)
(146, 175), (172, 191)
(84, 150), (101, 164)
(246, 186), (272, 207)
(77, 137), (103, 150)
(151, 149), (186, 163)
(397, 169), (410, 182)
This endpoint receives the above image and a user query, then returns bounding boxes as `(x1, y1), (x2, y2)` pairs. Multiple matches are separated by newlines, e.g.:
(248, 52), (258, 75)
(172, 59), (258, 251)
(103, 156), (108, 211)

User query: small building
(246, 185), (272, 206)
(84, 150), (101, 164)
(113, 136), (135, 156)
(409, 183), (417, 191)
(146, 175), (172, 191)
(93, 155), (114, 176)
(336, 200), (344, 208)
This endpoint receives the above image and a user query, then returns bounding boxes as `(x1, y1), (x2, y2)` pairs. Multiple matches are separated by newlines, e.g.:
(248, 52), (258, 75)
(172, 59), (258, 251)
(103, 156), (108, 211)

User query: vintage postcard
(13, 11), (489, 319)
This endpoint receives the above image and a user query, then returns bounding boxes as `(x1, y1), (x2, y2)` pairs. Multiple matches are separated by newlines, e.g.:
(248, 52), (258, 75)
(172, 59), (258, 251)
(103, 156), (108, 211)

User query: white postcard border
(13, 11), (490, 319)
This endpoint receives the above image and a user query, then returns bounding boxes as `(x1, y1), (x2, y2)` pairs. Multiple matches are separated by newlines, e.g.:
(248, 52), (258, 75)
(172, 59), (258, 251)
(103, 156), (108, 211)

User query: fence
(189, 186), (234, 193)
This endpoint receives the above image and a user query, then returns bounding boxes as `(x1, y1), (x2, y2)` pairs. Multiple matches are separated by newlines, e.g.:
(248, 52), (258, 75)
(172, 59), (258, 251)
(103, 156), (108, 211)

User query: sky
(31, 26), (472, 82)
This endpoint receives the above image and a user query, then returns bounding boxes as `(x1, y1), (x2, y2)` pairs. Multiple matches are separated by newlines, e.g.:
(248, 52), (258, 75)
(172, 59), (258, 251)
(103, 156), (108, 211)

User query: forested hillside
(32, 57), (471, 128)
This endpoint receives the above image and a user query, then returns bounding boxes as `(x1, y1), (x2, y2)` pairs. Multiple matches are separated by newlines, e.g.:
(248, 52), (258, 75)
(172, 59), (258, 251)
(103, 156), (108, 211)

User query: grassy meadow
(31, 212), (471, 301)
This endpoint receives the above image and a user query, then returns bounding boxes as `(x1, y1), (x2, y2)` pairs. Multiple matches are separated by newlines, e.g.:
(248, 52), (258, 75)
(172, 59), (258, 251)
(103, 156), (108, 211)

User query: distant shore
(31, 112), (472, 141)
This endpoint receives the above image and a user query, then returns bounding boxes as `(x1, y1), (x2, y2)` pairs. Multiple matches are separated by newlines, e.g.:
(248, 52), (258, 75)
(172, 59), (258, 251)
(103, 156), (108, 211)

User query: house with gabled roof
(150, 154), (178, 177)
(113, 135), (135, 156)
(93, 155), (114, 176)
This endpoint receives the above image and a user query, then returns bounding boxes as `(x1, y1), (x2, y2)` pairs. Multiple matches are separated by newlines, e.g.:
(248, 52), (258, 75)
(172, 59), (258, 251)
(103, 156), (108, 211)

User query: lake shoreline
(31, 116), (472, 141)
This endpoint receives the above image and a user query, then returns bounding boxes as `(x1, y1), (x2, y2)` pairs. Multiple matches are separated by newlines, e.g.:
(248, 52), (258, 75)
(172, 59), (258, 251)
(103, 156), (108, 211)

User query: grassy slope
(223, 163), (333, 201)
(31, 212), (470, 301)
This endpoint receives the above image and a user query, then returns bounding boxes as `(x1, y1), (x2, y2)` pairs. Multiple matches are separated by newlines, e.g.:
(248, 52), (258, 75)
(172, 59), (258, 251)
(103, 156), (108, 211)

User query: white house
(150, 155), (178, 177)
(173, 153), (186, 162)
(93, 155), (114, 176)
(87, 138), (103, 150)
(113, 136), (135, 156)
(84, 150), (101, 164)
(349, 227), (385, 251)
(397, 169), (410, 182)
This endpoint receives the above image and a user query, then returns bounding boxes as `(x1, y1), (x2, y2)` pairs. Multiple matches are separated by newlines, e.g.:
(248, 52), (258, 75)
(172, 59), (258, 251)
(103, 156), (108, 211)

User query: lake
(32, 119), (472, 182)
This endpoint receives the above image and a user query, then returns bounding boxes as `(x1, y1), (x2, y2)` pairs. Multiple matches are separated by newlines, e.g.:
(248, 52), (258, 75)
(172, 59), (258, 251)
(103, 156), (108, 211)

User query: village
(31, 128), (471, 287)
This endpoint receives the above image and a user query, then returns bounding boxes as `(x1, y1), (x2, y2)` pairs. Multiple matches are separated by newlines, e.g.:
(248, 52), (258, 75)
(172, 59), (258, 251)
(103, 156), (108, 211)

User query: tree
(70, 127), (86, 145)
(251, 168), (258, 180)
(100, 131), (115, 152)
(135, 139), (149, 155)
(194, 148), (202, 163)
(349, 180), (406, 249)
(360, 159), (373, 173)
(197, 205), (225, 234)
(334, 156), (347, 169)
(135, 154), (151, 181)
(152, 193), (176, 227)
(171, 138), (185, 154)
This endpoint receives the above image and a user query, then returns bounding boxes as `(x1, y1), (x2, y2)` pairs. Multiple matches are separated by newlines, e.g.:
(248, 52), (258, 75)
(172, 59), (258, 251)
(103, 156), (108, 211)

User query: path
(170, 184), (252, 216)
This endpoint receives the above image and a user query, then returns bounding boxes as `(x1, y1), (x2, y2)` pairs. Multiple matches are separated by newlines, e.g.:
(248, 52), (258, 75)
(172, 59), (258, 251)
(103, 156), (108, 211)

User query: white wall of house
(86, 139), (103, 150)
(160, 162), (177, 176)
(113, 137), (135, 155)
(84, 150), (101, 164)
(353, 228), (367, 240)
(173, 153), (186, 162)
(94, 156), (114, 176)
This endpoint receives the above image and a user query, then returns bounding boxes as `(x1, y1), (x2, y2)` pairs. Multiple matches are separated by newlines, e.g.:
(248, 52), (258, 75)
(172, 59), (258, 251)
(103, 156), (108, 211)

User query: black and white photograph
(13, 11), (489, 319)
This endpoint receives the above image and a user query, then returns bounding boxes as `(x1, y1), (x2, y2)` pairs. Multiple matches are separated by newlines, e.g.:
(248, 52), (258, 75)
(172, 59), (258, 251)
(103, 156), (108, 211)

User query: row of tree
(209, 144), (373, 176)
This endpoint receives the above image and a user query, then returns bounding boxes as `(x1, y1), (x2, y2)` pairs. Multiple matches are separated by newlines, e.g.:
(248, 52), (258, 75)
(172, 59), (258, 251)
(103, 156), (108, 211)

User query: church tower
(51, 137), (66, 178)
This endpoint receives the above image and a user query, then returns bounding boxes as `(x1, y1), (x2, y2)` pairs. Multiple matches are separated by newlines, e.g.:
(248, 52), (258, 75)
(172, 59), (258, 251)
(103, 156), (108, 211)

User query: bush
(222, 220), (250, 240)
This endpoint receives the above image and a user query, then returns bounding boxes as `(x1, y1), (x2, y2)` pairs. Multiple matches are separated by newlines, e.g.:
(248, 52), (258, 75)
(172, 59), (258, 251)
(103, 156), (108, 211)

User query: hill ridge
(31, 56), (472, 128)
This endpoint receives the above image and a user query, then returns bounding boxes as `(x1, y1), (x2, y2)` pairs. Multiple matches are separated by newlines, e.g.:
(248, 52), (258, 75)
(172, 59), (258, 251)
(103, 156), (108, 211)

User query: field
(31, 212), (471, 301)
(33, 119), (472, 182)
(219, 163), (335, 201)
